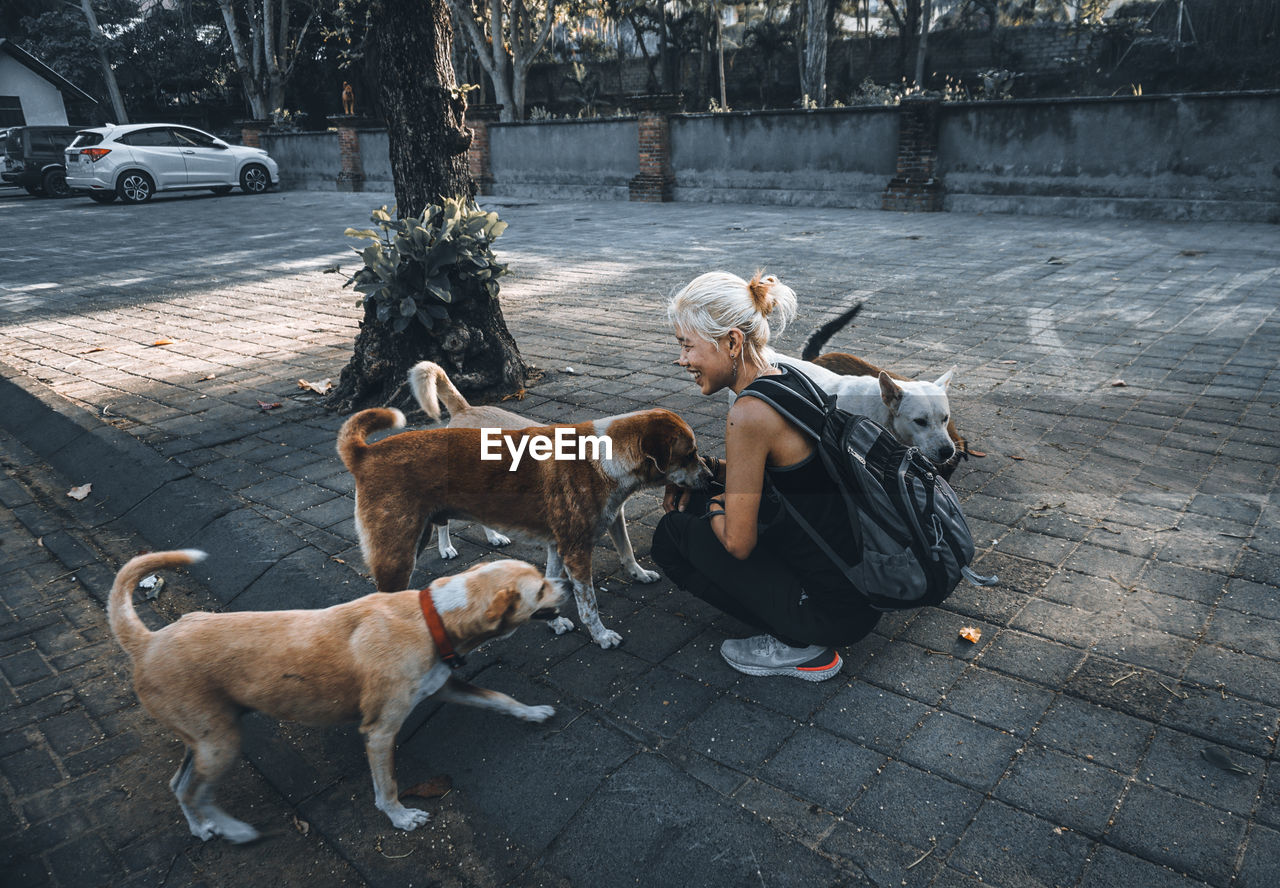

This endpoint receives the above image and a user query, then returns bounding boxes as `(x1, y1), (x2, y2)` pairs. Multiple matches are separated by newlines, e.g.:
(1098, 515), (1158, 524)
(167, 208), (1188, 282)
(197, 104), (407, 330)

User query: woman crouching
(653, 271), (880, 681)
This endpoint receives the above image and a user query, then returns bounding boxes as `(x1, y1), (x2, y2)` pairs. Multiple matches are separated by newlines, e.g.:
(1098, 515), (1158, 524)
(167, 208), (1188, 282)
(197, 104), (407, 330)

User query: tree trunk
(80, 0), (129, 123)
(326, 0), (527, 415)
(802, 0), (828, 105)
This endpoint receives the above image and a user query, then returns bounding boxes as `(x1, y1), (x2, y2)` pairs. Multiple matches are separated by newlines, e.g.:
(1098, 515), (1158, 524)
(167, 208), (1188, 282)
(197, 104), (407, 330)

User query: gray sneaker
(719, 635), (843, 681)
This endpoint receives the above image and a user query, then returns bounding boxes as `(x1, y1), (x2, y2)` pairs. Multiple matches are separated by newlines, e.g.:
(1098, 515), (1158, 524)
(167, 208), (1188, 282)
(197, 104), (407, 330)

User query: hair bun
(747, 272), (776, 316)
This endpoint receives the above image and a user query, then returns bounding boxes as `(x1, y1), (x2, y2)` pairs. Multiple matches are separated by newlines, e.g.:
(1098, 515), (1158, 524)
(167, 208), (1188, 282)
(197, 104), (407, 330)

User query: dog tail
(407, 361), (470, 421)
(800, 302), (864, 361)
(109, 549), (207, 661)
(336, 408), (406, 472)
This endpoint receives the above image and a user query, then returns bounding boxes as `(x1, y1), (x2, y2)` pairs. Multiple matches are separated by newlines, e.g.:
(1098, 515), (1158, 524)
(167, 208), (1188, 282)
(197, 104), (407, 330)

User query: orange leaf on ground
(150, 339), (174, 347)
(400, 776), (453, 799)
(297, 378), (333, 395)
(67, 483), (92, 500)
(959, 626), (982, 644)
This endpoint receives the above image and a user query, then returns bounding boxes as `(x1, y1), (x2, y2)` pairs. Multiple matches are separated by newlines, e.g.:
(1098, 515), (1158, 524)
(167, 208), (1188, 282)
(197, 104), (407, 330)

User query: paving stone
(546, 753), (847, 888)
(1137, 726), (1265, 816)
(1185, 644), (1280, 708)
(848, 760), (984, 853)
(820, 823), (944, 888)
(679, 695), (797, 772)
(1238, 824), (1280, 888)
(1032, 695), (1155, 774)
(948, 800), (1094, 888)
(1107, 783), (1247, 886)
(979, 629), (1084, 688)
(899, 709), (1021, 792)
(758, 725), (885, 813)
(605, 665), (718, 739)
(1080, 844), (1211, 888)
(858, 641), (968, 705)
(995, 743), (1128, 835)
(812, 679), (927, 755)
(941, 668), (1056, 738)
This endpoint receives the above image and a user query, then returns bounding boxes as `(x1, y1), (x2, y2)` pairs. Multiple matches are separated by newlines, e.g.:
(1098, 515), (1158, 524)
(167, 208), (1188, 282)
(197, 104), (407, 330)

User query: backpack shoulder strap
(737, 370), (826, 439)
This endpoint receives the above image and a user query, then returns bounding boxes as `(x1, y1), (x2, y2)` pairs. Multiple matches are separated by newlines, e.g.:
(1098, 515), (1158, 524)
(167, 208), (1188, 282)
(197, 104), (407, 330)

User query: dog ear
(935, 367), (956, 390)
(642, 426), (674, 474)
(483, 588), (519, 626)
(878, 371), (903, 408)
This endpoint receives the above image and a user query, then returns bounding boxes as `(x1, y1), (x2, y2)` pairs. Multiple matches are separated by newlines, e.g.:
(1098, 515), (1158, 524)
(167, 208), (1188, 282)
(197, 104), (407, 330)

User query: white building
(0, 39), (98, 127)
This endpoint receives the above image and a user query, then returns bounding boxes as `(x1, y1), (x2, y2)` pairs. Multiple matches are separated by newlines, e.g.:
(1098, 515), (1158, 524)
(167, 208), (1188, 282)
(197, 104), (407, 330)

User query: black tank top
(745, 366), (865, 612)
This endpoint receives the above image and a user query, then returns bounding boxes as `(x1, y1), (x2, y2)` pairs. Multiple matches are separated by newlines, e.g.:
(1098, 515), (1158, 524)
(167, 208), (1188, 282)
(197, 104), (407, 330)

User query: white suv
(65, 124), (280, 204)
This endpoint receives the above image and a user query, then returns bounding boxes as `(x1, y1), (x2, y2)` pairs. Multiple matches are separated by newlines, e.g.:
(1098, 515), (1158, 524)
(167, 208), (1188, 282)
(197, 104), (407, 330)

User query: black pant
(652, 504), (880, 649)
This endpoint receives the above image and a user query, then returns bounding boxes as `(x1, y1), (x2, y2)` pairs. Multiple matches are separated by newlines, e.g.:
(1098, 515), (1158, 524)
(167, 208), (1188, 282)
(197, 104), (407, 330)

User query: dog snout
(936, 443), (955, 463)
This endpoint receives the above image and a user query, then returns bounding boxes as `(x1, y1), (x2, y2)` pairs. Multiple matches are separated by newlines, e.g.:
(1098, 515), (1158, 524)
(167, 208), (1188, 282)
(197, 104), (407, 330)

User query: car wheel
(24, 184), (43, 196)
(89, 192), (117, 204)
(117, 170), (155, 204)
(210, 185), (233, 195)
(42, 168), (72, 198)
(240, 164), (270, 194)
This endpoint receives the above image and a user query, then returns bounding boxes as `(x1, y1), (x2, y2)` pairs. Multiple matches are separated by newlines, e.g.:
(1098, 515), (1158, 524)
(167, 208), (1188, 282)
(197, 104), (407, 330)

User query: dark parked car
(1, 125), (81, 197)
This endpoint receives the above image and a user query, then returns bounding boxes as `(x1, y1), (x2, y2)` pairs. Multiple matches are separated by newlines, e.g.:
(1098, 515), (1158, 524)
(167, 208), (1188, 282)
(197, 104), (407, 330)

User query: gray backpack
(741, 367), (996, 611)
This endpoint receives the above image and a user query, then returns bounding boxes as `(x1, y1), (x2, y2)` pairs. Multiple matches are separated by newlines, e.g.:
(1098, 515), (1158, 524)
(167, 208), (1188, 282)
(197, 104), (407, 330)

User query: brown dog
(338, 406), (711, 649)
(810, 351), (983, 477)
(409, 360), (660, 585)
(109, 549), (563, 842)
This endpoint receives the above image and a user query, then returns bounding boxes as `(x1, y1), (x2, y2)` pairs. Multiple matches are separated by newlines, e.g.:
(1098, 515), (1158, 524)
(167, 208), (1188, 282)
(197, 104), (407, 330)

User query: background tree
(326, 0), (527, 413)
(447, 0), (559, 121)
(800, 0), (829, 104)
(215, 0), (321, 119)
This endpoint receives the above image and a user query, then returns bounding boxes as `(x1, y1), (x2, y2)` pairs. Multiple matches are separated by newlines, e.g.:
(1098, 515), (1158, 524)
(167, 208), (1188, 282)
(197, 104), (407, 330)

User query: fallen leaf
(1111, 379), (1127, 387)
(997, 360), (1018, 365)
(82, 347), (106, 354)
(67, 483), (92, 500)
(200, 374), (217, 381)
(958, 627), (982, 644)
(292, 815), (310, 836)
(297, 378), (333, 395)
(501, 388), (528, 402)
(400, 775), (453, 799)
(150, 339), (174, 347)
(257, 401), (282, 412)
(1201, 746), (1251, 775)
(1009, 455), (1025, 461)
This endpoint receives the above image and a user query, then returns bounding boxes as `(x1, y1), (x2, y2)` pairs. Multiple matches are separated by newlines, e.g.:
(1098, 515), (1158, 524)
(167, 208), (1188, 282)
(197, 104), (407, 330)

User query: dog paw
(625, 565), (660, 584)
(387, 806), (431, 831)
(439, 544), (459, 560)
(549, 616), (575, 635)
(521, 704), (555, 722)
(593, 629), (623, 649)
(484, 529), (512, 547)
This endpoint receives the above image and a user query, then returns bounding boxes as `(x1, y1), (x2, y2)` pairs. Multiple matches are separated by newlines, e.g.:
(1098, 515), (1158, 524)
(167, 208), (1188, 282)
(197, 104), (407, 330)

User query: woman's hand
(663, 483), (692, 513)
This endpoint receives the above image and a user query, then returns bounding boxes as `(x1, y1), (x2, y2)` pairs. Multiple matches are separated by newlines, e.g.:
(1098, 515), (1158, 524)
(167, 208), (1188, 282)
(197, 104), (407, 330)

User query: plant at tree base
(343, 198), (509, 335)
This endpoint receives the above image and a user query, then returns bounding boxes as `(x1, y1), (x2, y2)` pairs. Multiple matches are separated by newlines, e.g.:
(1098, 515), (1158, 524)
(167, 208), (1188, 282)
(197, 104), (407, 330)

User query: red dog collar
(419, 586), (465, 669)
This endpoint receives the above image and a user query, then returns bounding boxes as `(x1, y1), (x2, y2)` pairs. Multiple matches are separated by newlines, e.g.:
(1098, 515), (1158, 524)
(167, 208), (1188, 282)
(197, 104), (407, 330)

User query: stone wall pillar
(327, 115), (381, 193)
(882, 98), (944, 212)
(629, 94), (681, 202)
(467, 103), (503, 195)
(237, 119), (271, 148)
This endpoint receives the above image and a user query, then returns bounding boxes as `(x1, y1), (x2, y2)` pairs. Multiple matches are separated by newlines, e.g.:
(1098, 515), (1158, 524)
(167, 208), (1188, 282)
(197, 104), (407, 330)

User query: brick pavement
(1, 188), (1278, 887)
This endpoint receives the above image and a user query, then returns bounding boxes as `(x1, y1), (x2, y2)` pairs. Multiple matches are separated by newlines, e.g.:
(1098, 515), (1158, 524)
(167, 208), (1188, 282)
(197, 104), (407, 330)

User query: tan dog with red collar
(109, 549), (563, 843)
(338, 406), (711, 649)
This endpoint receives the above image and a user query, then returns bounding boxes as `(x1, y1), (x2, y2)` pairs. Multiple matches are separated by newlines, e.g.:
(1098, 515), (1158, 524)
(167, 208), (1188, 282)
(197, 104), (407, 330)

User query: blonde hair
(667, 271), (798, 367)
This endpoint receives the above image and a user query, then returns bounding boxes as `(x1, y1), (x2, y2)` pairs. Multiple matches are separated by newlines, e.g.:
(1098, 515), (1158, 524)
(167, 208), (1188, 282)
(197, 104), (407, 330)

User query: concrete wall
(938, 92), (1280, 223)
(669, 108), (899, 209)
(489, 118), (638, 200)
(259, 131), (339, 191)
(0, 56), (68, 125)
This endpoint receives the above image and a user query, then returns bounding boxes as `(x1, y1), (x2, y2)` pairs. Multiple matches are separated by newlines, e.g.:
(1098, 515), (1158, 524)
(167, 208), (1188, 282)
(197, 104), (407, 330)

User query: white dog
(762, 348), (958, 466)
